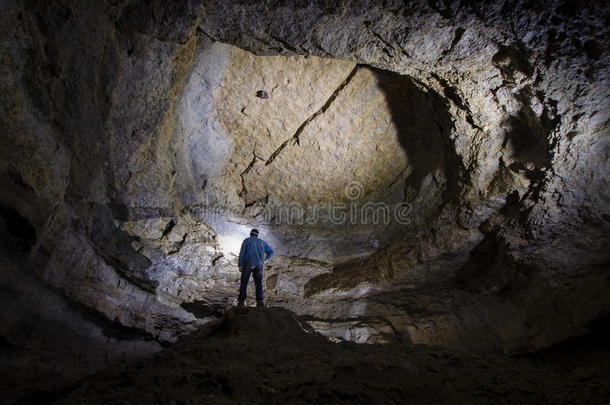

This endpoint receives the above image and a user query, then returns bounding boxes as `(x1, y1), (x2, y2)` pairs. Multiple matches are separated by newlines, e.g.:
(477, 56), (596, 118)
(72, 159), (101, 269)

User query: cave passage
(1, 0), (609, 404)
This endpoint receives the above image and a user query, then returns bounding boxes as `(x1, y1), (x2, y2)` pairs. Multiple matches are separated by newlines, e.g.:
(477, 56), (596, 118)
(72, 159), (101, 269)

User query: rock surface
(0, 0), (608, 400)
(54, 307), (610, 404)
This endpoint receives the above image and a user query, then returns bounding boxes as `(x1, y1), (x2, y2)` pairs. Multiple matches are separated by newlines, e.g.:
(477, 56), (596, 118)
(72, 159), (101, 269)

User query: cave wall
(0, 0), (608, 374)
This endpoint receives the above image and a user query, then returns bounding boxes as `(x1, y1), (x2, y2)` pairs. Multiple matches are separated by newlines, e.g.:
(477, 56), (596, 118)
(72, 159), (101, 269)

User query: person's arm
(264, 241), (273, 261)
(238, 240), (247, 270)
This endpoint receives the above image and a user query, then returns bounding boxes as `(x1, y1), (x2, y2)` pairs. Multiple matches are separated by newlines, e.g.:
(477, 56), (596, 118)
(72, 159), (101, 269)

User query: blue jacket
(238, 236), (273, 268)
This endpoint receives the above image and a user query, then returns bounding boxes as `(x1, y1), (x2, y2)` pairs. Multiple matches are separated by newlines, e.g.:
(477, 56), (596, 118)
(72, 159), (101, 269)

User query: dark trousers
(238, 264), (263, 302)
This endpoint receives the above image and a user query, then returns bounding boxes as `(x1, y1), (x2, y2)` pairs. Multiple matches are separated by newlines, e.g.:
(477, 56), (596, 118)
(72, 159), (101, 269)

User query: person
(237, 229), (273, 308)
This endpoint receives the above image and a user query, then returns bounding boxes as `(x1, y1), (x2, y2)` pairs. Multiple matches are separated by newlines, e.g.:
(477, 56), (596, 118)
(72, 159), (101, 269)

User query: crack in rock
(239, 152), (263, 198)
(265, 64), (361, 166)
(442, 27), (465, 57)
(370, 29), (411, 59)
(167, 232), (187, 255)
(431, 72), (482, 131)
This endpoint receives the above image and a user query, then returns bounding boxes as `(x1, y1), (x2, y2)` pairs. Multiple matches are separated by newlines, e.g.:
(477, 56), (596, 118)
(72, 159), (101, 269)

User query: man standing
(237, 229), (273, 308)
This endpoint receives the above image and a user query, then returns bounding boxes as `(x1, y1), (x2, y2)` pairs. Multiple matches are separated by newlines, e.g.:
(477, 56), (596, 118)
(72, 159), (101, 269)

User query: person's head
(250, 229), (259, 237)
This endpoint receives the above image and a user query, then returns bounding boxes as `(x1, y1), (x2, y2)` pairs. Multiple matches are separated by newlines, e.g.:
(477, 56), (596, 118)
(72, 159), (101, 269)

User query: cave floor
(50, 308), (609, 405)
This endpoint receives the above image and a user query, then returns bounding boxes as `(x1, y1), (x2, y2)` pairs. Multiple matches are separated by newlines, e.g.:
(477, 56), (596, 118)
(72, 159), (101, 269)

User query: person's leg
(252, 264), (264, 303)
(238, 266), (253, 303)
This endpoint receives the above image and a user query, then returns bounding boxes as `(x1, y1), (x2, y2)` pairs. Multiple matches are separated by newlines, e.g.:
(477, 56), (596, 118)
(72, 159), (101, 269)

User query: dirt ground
(52, 307), (610, 404)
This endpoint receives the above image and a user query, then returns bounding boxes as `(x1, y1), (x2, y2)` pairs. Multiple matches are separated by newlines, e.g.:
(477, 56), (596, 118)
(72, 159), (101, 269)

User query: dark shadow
(501, 93), (554, 174)
(304, 69), (462, 300)
(372, 68), (461, 200)
(181, 300), (226, 318)
(75, 202), (157, 293)
(455, 230), (532, 295)
(519, 314), (610, 372)
(455, 191), (532, 295)
(492, 42), (534, 81)
(304, 252), (387, 298)
(0, 204), (37, 255)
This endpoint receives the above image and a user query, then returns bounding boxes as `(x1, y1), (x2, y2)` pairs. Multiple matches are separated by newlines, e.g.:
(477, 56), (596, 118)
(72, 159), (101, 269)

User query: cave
(1, 1), (609, 404)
